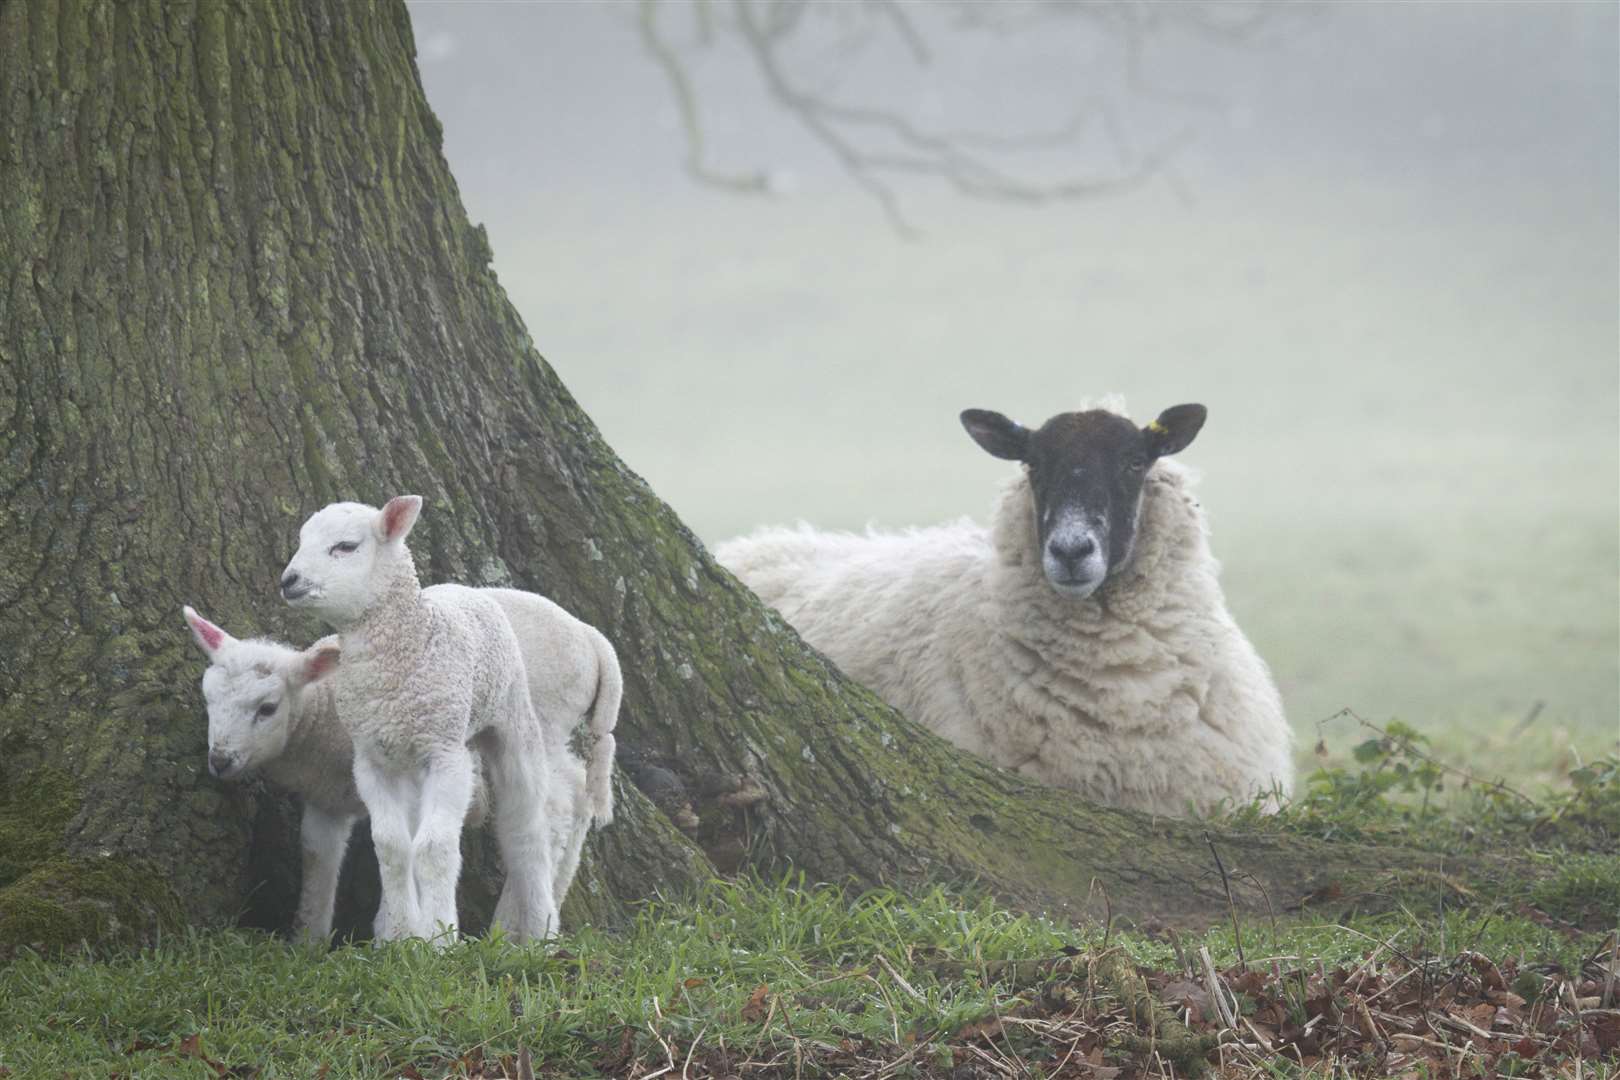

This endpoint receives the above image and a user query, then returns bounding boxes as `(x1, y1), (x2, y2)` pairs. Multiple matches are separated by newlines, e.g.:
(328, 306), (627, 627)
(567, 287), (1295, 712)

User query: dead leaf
(1591, 1013), (1620, 1053)
(683, 977), (706, 989)
(954, 1016), (1004, 1042)
(516, 1045), (535, 1080)
(1295, 882), (1343, 909)
(593, 1026), (637, 1074)
(1160, 979), (1211, 1018)
(741, 984), (772, 1022)
(1228, 969), (1267, 996)
(1459, 951), (1506, 991)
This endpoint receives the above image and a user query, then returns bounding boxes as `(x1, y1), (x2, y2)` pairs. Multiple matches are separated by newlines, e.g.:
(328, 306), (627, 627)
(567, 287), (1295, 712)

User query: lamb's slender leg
(547, 764), (591, 910)
(353, 753), (421, 940)
(294, 805), (355, 945)
(413, 747), (474, 944)
(488, 734), (557, 942)
(491, 808), (557, 942)
(372, 882), (393, 942)
(550, 810), (588, 914)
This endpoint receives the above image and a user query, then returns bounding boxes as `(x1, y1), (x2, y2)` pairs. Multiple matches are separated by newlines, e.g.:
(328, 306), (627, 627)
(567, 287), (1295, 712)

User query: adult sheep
(715, 401), (1293, 817)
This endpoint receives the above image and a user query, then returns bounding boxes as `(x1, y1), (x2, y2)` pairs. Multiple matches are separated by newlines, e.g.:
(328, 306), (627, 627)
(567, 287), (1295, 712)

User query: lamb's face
(962, 404), (1206, 598)
(200, 645), (298, 780)
(182, 608), (339, 780)
(280, 497), (420, 626)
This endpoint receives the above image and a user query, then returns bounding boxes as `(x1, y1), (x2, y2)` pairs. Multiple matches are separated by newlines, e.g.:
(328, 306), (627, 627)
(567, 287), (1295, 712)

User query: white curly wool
(483, 587), (619, 832)
(279, 496), (615, 942)
(716, 460), (1293, 817)
(184, 588), (617, 941)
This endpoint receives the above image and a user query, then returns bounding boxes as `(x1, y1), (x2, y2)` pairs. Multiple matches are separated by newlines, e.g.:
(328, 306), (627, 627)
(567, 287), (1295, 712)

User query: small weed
(1222, 711), (1620, 858)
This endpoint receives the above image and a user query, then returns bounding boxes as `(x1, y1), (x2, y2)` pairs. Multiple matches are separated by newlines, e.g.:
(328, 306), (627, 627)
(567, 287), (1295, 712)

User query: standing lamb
(182, 594), (616, 942)
(715, 402), (1293, 816)
(279, 495), (597, 942)
(182, 615), (373, 942)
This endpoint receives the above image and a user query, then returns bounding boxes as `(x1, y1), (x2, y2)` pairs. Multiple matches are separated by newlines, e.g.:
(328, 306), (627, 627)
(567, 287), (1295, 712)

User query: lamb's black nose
(208, 751), (235, 778)
(279, 570), (300, 595)
(1048, 536), (1096, 564)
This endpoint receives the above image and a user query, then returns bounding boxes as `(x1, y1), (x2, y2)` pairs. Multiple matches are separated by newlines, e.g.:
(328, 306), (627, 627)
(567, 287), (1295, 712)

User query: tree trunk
(0, 0), (1549, 955)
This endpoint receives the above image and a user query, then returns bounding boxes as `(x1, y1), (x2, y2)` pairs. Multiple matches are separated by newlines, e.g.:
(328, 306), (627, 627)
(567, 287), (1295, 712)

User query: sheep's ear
(183, 606), (231, 656)
(1143, 404), (1206, 458)
(294, 642), (342, 687)
(960, 409), (1029, 462)
(376, 495), (422, 543)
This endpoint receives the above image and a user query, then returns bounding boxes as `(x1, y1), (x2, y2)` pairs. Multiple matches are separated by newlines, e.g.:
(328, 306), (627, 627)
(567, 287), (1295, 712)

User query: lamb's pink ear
(182, 606), (230, 656)
(297, 642), (342, 687)
(376, 495), (423, 543)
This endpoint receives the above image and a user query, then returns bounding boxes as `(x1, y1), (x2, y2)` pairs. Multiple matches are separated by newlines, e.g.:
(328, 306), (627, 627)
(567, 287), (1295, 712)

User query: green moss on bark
(0, 856), (184, 958)
(0, 766), (80, 888)
(0, 764), (185, 956)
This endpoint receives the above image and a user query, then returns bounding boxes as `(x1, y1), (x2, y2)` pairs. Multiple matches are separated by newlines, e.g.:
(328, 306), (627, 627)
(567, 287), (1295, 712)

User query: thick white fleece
(716, 461), (1293, 816)
(200, 582), (619, 938)
(481, 588), (619, 830)
(333, 552), (581, 941)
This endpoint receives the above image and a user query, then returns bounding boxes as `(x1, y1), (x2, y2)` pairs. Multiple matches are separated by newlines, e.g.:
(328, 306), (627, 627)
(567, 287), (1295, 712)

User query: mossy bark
(0, 0), (1571, 955)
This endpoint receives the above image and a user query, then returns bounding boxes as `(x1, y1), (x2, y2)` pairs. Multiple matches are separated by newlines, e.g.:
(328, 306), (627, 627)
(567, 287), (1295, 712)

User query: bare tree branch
(638, 0), (770, 195)
(637, 0), (1285, 235)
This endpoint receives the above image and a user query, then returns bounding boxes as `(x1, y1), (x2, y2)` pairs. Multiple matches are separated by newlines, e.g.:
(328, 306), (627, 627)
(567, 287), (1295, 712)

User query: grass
(2, 750), (1615, 1077)
(2, 874), (1615, 1078)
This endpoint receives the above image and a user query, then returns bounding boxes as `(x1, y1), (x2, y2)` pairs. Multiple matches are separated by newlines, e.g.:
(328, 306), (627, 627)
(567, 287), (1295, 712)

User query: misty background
(406, 1), (1618, 783)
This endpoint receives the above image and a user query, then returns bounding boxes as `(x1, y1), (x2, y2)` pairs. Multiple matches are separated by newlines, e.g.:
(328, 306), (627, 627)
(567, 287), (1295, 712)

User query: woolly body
(281, 498), (608, 942)
(716, 461), (1293, 816)
(190, 583), (618, 940)
(335, 572), (549, 940)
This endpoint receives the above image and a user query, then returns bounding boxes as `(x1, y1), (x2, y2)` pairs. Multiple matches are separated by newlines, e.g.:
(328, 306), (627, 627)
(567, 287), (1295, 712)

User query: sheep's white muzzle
(1042, 518), (1107, 598)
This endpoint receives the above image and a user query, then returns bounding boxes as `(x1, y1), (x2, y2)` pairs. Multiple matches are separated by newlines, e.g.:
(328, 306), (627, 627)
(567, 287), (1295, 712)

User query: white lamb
(716, 402), (1293, 817)
(182, 593), (616, 942)
(278, 495), (614, 942)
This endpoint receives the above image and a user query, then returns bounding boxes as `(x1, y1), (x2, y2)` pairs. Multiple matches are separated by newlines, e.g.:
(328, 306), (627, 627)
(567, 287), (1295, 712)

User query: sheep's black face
(961, 404), (1207, 597)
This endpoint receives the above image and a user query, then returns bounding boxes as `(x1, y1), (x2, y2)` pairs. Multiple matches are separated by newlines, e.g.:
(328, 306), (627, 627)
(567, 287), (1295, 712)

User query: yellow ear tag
(1145, 420), (1169, 435)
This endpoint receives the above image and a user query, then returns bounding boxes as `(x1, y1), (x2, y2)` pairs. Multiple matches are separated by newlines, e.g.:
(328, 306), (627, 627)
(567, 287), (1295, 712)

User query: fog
(407, 1), (1618, 780)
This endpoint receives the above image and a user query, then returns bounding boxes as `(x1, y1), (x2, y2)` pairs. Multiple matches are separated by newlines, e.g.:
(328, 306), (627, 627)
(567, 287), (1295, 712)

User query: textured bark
(0, 0), (1551, 954)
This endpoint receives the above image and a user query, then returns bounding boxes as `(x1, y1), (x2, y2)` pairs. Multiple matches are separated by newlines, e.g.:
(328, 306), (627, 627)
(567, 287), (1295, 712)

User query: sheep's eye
(1125, 456), (1149, 473)
(329, 540), (359, 556)
(255, 701), (278, 720)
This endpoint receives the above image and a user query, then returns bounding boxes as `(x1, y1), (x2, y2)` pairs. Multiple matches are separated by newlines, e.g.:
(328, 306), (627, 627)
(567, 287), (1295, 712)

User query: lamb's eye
(1125, 456), (1149, 473)
(255, 701), (278, 720)
(329, 541), (359, 556)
